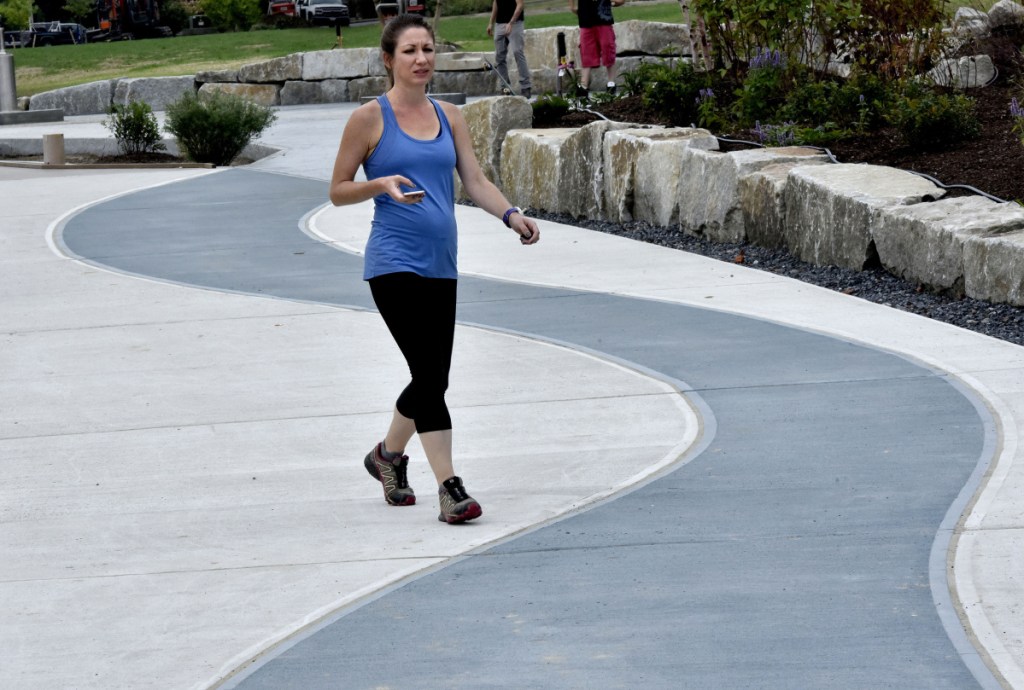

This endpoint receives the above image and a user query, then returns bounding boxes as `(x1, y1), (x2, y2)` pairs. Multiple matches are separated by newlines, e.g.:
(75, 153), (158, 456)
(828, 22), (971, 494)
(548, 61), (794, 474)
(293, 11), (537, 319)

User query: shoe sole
(438, 502), (482, 524)
(364, 452), (416, 506)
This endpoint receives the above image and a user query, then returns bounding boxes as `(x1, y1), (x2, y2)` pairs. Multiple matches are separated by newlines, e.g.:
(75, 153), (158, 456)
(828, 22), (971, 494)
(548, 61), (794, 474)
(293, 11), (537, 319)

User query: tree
(63, 0), (94, 24)
(0, 0), (34, 30)
(201, 0), (261, 31)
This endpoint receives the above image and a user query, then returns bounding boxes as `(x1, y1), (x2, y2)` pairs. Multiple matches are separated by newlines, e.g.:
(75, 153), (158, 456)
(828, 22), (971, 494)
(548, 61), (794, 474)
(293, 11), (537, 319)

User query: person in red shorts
(569, 0), (625, 99)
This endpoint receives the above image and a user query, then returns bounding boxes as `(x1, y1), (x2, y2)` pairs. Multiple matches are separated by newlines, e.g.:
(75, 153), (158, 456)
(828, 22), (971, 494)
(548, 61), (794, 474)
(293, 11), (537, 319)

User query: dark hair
(381, 14), (434, 58)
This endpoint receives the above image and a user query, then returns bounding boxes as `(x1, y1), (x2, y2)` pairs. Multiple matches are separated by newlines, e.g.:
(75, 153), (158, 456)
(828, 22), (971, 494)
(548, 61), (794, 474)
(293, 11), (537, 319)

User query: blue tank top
(362, 95), (458, 280)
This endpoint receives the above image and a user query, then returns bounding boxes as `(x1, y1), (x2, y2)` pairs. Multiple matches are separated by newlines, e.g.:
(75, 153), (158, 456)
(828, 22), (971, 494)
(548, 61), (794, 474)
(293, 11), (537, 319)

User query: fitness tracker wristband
(502, 206), (523, 228)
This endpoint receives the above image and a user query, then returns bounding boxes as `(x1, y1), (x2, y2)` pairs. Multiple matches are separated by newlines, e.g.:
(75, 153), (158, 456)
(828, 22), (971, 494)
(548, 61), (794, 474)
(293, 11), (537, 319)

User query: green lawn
(9, 1), (683, 96)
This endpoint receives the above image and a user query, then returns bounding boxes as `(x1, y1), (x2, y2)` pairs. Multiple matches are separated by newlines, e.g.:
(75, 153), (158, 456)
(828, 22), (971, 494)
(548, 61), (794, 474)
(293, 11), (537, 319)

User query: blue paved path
(56, 168), (1000, 688)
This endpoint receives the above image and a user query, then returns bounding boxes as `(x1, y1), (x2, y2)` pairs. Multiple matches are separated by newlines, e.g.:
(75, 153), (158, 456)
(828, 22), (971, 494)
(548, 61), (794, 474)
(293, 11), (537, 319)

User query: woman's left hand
(511, 214), (540, 245)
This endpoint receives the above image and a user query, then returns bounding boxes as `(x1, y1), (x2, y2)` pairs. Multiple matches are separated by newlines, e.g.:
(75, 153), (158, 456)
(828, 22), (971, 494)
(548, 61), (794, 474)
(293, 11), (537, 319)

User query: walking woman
(329, 14), (540, 524)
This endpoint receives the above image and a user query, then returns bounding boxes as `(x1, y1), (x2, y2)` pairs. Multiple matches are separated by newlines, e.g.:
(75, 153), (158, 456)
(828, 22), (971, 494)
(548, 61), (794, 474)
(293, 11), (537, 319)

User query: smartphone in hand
(403, 190), (426, 201)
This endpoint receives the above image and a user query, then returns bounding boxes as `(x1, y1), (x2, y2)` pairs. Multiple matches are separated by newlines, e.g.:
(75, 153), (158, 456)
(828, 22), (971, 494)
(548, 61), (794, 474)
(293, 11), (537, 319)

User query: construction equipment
(90, 0), (173, 41)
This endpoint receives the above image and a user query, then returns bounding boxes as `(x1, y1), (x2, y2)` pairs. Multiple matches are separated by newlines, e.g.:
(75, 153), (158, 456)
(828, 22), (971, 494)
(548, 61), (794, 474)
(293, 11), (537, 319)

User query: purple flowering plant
(1012, 97), (1024, 147)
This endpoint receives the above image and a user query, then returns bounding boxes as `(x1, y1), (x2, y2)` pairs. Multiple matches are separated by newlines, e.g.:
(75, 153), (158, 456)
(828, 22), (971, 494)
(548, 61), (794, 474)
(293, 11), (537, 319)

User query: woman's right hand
(378, 175), (422, 204)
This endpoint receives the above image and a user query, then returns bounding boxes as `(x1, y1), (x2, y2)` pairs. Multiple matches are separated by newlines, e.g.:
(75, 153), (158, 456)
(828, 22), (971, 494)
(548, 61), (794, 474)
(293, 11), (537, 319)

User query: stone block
(678, 146), (828, 243)
(29, 80), (113, 116)
(927, 55), (996, 89)
(739, 160), (829, 249)
(783, 164), (945, 271)
(524, 27), (578, 70)
(953, 7), (990, 38)
(501, 123), (632, 216)
(876, 196), (1024, 295)
(320, 79), (350, 103)
(603, 127), (719, 225)
(614, 20), (690, 56)
(436, 52), (489, 72)
(280, 80), (324, 106)
(431, 71), (499, 96)
(112, 76), (195, 110)
(302, 48), (381, 80)
(965, 226), (1024, 306)
(198, 82), (281, 106)
(195, 69), (239, 84)
(460, 96), (533, 195)
(348, 76), (389, 101)
(988, 0), (1024, 29)
(238, 54), (303, 83)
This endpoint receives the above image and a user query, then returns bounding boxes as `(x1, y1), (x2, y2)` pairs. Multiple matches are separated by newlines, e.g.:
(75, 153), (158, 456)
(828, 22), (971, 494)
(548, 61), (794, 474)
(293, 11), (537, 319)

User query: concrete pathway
(2, 104), (1024, 689)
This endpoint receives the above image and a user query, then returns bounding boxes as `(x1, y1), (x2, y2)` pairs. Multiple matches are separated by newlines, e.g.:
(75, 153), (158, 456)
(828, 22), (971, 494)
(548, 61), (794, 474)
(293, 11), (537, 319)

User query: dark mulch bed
(527, 68), (1024, 345)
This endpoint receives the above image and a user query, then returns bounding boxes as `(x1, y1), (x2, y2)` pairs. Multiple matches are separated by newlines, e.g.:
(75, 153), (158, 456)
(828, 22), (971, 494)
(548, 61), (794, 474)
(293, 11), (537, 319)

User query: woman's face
(386, 27), (435, 87)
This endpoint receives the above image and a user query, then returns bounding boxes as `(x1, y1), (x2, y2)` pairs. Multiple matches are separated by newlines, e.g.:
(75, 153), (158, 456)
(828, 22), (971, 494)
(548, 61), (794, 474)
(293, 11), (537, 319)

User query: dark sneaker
(438, 476), (482, 524)
(364, 442), (415, 506)
(606, 80), (617, 95)
(577, 86), (589, 103)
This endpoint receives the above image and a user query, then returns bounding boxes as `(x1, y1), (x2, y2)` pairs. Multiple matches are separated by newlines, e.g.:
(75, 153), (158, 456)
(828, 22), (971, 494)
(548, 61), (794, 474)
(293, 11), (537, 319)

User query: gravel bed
(529, 210), (1024, 347)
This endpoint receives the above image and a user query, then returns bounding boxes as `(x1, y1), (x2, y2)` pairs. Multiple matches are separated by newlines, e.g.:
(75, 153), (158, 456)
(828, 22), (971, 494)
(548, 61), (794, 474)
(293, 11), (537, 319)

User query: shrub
(633, 59), (707, 127)
(104, 101), (166, 156)
(733, 48), (789, 127)
(886, 82), (981, 150)
(201, 0), (262, 31)
(531, 93), (571, 127)
(163, 91), (277, 166)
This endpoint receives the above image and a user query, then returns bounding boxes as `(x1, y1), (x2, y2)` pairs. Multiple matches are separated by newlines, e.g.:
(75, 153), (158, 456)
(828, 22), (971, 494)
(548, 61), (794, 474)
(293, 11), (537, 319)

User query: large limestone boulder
(875, 196), (1024, 295)
(198, 82), (281, 106)
(320, 79), (350, 103)
(302, 48), (383, 80)
(460, 96), (533, 194)
(927, 55), (996, 89)
(500, 121), (632, 215)
(965, 227), (1024, 306)
(559, 120), (636, 218)
(500, 128), (576, 212)
(280, 80), (324, 106)
(431, 71), (499, 96)
(435, 52), (489, 72)
(30, 80), (113, 115)
(112, 76), (195, 110)
(524, 27), (579, 70)
(195, 69), (238, 84)
(603, 127), (719, 225)
(349, 76), (389, 101)
(952, 7), (991, 38)
(614, 20), (691, 56)
(784, 164), (945, 270)
(988, 0), (1024, 29)
(678, 146), (828, 243)
(238, 54), (303, 83)
(739, 160), (830, 249)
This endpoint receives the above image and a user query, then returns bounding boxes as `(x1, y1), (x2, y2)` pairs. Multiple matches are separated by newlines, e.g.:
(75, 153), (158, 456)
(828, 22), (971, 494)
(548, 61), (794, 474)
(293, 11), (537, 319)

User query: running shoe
(364, 442), (415, 506)
(438, 476), (482, 524)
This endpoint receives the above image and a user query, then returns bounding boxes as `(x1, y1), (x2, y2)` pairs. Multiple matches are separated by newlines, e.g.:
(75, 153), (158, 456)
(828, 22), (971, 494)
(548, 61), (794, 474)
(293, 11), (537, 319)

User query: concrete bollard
(0, 49), (17, 113)
(42, 133), (65, 166)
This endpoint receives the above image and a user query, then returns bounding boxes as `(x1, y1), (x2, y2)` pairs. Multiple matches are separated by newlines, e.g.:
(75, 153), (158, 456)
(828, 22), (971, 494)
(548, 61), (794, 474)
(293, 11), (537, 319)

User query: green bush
(531, 93), (571, 126)
(163, 91), (277, 166)
(886, 82), (981, 150)
(632, 59), (707, 127)
(201, 0), (262, 31)
(733, 48), (789, 127)
(104, 101), (166, 156)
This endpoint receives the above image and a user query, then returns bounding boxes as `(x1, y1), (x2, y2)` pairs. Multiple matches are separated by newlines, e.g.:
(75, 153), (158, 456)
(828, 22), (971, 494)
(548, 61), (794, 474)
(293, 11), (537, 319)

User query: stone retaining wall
(25, 21), (686, 115)
(463, 96), (1024, 307)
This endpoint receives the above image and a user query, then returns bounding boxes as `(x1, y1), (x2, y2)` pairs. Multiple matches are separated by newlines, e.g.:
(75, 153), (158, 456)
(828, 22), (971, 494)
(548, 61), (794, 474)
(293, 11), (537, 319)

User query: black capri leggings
(368, 272), (457, 434)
